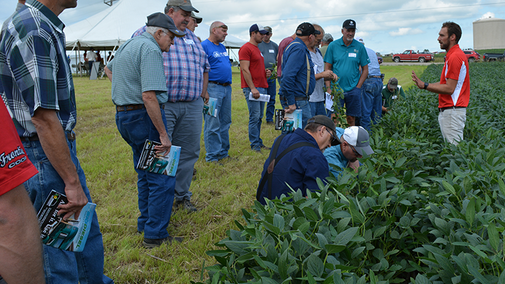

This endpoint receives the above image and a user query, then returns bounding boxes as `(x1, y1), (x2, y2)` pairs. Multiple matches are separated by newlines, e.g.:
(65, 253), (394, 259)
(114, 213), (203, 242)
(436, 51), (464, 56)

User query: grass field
(73, 65), (427, 283)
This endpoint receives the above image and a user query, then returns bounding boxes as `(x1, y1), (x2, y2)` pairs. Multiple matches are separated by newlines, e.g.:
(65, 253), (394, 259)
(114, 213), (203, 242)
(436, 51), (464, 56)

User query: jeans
(116, 107), (175, 239)
(22, 135), (113, 284)
(280, 96), (312, 129)
(310, 101), (327, 117)
(243, 87), (266, 150)
(204, 83), (232, 161)
(164, 98), (203, 201)
(265, 78), (277, 122)
(360, 77), (383, 131)
(339, 87), (362, 117)
(438, 107), (466, 145)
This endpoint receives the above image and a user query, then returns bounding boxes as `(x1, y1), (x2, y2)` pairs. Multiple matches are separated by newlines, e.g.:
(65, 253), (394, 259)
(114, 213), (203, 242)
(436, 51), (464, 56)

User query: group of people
(0, 0), (471, 281)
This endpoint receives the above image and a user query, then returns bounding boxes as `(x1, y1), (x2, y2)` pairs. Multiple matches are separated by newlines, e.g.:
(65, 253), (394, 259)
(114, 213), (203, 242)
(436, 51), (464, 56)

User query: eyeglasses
(325, 128), (340, 146)
(350, 145), (361, 157)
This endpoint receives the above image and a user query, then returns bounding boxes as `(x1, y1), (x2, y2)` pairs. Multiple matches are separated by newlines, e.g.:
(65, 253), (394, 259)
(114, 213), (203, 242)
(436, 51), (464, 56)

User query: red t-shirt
(239, 42), (268, 89)
(0, 101), (38, 196)
(439, 44), (470, 108)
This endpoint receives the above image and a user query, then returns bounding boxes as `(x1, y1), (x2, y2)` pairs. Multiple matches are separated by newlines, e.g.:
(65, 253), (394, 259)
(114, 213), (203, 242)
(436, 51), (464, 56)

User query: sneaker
(260, 145), (271, 151)
(143, 236), (183, 249)
(175, 199), (197, 213)
(266, 121), (275, 125)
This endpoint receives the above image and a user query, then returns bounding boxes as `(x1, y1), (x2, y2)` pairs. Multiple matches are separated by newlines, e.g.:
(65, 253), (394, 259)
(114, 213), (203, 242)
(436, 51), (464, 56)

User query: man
(87, 47), (98, 76)
(324, 126), (374, 179)
(324, 19), (370, 126)
(0, 0), (114, 283)
(257, 26), (278, 124)
(276, 32), (296, 83)
(201, 22), (233, 162)
(356, 37), (382, 131)
(412, 22), (470, 145)
(308, 24), (337, 117)
(0, 100), (44, 284)
(132, 0), (209, 212)
(105, 13), (185, 248)
(187, 11), (201, 33)
(382, 77), (406, 114)
(239, 23), (271, 152)
(319, 33), (333, 57)
(256, 115), (339, 205)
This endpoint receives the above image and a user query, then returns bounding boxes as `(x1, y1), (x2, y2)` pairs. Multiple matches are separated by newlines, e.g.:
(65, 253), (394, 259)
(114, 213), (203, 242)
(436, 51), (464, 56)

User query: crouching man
(105, 13), (185, 248)
(256, 115), (340, 204)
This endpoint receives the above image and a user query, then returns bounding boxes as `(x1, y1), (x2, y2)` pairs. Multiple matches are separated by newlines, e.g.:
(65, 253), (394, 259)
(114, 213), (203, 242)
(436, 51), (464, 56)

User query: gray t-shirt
(258, 40), (278, 70)
(309, 48), (325, 102)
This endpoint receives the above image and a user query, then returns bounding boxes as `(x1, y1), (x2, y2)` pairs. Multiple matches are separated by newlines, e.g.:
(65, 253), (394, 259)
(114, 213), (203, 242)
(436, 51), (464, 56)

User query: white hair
(146, 26), (169, 36)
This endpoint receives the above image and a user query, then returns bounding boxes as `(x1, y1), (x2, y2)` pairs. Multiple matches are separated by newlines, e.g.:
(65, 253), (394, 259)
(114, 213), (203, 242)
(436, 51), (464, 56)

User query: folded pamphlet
(136, 140), (181, 176)
(248, 92), (270, 102)
(203, 97), (218, 117)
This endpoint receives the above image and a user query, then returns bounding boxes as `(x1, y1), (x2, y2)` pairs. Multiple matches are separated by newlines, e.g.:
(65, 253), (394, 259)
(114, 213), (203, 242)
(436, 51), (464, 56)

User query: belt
(21, 132), (76, 142)
(280, 96), (308, 101)
(367, 75), (381, 79)
(209, 81), (231, 87)
(116, 104), (144, 112)
(439, 106), (466, 112)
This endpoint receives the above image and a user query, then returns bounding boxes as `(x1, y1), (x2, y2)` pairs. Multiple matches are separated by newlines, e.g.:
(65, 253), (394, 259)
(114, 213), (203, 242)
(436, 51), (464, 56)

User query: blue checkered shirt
(0, 0), (76, 137)
(132, 26), (210, 102)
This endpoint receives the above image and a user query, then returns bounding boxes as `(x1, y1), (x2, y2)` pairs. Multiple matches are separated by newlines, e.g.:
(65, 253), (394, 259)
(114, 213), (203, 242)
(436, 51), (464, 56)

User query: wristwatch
(423, 82), (429, 90)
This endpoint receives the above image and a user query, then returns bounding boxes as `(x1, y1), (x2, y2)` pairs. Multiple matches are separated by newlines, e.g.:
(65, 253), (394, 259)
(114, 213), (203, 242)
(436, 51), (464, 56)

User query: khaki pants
(438, 107), (466, 145)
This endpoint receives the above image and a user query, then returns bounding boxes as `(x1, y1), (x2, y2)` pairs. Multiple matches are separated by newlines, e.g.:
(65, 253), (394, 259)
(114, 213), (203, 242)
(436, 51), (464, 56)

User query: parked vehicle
(483, 51), (505, 62)
(464, 50), (480, 62)
(391, 50), (433, 63)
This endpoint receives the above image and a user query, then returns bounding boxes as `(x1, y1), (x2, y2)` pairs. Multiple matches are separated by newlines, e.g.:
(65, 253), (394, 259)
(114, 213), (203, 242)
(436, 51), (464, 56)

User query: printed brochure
(136, 140), (181, 176)
(274, 109), (302, 132)
(248, 92), (270, 102)
(203, 97), (218, 117)
(37, 190), (95, 252)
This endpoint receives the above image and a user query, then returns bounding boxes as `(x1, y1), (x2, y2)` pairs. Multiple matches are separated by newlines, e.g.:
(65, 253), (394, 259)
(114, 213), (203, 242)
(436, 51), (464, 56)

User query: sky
(1, 0), (505, 56)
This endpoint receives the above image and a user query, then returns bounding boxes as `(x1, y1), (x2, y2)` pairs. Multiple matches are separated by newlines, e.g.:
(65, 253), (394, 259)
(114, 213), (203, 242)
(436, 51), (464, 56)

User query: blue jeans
(360, 77), (383, 131)
(265, 78), (276, 122)
(339, 87), (362, 117)
(310, 101), (326, 117)
(22, 135), (113, 284)
(204, 83), (232, 161)
(243, 87), (266, 150)
(280, 97), (312, 129)
(116, 107), (175, 239)
(164, 98), (203, 201)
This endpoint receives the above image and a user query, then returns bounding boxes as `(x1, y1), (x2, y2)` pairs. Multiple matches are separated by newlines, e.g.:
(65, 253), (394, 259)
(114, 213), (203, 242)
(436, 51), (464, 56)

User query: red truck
(392, 50), (433, 63)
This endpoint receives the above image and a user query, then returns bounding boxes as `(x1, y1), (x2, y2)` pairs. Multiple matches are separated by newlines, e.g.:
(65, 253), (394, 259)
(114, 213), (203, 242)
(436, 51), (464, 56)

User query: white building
(473, 17), (505, 50)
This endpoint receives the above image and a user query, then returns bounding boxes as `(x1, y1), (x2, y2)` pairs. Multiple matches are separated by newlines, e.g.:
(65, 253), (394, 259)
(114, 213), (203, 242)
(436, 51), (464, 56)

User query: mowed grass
(73, 64), (427, 283)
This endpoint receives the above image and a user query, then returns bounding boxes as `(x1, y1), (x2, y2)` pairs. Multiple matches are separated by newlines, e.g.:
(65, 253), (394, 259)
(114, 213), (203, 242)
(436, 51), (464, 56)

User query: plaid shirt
(132, 26), (210, 102)
(0, 0), (76, 137)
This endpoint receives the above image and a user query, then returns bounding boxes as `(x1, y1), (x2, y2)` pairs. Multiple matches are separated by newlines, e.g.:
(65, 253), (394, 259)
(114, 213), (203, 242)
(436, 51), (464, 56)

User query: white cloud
(480, 12), (495, 19)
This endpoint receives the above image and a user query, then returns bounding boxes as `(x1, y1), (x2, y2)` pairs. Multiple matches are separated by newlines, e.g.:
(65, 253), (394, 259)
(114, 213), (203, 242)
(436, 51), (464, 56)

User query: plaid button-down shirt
(0, 0), (76, 138)
(132, 26), (210, 102)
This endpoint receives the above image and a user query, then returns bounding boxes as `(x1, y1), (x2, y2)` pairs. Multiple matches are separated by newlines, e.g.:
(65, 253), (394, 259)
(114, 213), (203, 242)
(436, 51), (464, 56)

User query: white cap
(343, 126), (374, 155)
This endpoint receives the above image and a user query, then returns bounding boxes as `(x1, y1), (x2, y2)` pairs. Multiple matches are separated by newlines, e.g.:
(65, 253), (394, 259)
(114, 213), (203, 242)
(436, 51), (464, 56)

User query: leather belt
(280, 96), (308, 101)
(209, 81), (231, 87)
(116, 104), (144, 112)
(367, 75), (381, 79)
(21, 132), (76, 142)
(439, 106), (466, 112)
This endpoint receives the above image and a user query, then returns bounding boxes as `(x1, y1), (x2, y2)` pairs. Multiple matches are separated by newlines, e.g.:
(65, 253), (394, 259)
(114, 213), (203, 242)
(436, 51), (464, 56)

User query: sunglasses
(325, 128), (340, 146)
(350, 145), (361, 157)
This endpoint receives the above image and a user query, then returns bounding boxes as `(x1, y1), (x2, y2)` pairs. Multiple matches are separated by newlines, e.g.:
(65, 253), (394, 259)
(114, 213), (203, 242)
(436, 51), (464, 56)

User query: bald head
(209, 21), (228, 44)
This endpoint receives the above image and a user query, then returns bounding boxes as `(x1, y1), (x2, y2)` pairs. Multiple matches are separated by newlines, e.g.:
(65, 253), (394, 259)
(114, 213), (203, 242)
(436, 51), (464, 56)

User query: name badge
(269, 49), (275, 53)
(184, 39), (195, 45)
(348, 53), (357, 58)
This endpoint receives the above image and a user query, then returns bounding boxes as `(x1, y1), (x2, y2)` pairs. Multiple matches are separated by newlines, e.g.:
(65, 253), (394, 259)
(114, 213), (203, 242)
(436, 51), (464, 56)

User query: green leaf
(325, 244), (346, 254)
(414, 274), (430, 284)
(303, 206), (319, 221)
(467, 264), (489, 284)
(273, 214), (285, 230)
(261, 276), (279, 284)
(442, 181), (456, 195)
(488, 222), (500, 252)
(373, 226), (387, 239)
(278, 249), (289, 279)
(292, 217), (308, 230)
(263, 221), (280, 235)
(498, 178), (505, 196)
(395, 157), (408, 168)
(307, 253), (324, 278)
(465, 198), (475, 227)
(335, 227), (359, 246)
(351, 246), (366, 259)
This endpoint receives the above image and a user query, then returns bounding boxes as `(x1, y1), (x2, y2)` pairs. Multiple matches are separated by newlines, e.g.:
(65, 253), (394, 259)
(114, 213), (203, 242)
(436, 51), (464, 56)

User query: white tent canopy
(65, 0), (246, 50)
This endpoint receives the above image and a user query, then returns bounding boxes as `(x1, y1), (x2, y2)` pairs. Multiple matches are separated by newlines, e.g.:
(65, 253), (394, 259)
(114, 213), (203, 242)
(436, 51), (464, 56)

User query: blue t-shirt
(324, 37), (369, 92)
(323, 128), (348, 178)
(201, 39), (232, 84)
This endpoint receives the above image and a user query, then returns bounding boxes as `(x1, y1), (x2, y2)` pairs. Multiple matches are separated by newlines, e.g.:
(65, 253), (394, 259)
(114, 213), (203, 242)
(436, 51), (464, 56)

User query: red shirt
(277, 36), (295, 78)
(239, 42), (268, 89)
(439, 44), (470, 108)
(0, 101), (38, 196)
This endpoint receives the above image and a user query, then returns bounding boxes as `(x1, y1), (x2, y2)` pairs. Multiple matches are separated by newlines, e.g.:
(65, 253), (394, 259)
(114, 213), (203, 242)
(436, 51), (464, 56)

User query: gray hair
(209, 21), (224, 33)
(146, 26), (169, 36)
(164, 5), (181, 14)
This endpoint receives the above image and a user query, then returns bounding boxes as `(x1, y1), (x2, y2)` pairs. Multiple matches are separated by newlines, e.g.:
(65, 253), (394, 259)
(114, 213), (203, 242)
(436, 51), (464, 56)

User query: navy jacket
(256, 129), (329, 204)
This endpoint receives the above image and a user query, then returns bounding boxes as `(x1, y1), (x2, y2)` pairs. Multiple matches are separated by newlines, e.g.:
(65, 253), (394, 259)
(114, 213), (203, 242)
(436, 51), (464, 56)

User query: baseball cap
(355, 36), (364, 44)
(307, 115), (339, 145)
(296, 22), (321, 36)
(191, 12), (202, 23)
(166, 0), (199, 12)
(343, 126), (374, 155)
(388, 77), (398, 89)
(147, 12), (186, 37)
(264, 26), (272, 33)
(322, 33), (333, 43)
(343, 19), (357, 29)
(250, 24), (268, 34)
